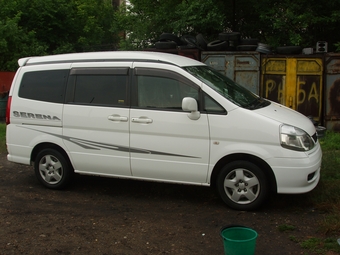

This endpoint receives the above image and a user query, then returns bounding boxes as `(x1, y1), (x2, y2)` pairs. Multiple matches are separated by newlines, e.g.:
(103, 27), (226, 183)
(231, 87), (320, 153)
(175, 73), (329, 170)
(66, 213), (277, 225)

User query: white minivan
(6, 51), (322, 210)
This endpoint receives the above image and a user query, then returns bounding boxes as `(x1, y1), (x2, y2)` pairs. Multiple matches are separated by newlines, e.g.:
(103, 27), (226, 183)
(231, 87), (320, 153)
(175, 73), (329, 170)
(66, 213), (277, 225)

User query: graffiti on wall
(262, 74), (321, 120)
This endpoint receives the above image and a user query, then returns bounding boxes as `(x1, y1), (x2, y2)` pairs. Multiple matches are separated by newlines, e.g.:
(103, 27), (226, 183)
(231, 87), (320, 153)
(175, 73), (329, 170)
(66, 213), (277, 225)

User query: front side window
(137, 75), (198, 110)
(204, 94), (226, 114)
(19, 69), (68, 103)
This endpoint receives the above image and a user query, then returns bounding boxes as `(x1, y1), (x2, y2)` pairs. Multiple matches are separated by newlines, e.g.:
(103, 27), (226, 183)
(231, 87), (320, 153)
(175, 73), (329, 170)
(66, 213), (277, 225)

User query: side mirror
(182, 97), (200, 120)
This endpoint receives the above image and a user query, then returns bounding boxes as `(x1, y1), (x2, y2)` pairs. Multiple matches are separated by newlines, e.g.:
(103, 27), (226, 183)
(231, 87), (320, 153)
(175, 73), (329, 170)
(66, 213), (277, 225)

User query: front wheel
(34, 149), (73, 189)
(217, 161), (268, 210)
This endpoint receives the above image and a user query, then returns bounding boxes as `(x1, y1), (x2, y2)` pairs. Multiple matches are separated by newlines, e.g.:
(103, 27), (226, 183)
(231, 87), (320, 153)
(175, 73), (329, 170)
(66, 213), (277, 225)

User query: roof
(18, 51), (205, 67)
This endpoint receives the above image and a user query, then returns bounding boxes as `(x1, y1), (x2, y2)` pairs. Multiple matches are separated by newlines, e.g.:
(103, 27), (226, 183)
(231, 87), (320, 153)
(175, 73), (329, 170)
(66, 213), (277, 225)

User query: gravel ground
(0, 153), (326, 255)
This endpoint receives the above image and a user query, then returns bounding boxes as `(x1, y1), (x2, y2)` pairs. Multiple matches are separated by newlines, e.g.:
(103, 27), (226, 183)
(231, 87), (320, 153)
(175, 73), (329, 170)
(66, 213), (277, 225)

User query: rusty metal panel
(261, 58), (287, 105)
(201, 52), (260, 94)
(296, 75), (322, 118)
(295, 59), (323, 123)
(261, 57), (323, 123)
(261, 74), (286, 105)
(201, 53), (225, 71)
(325, 53), (340, 131)
(0, 72), (15, 94)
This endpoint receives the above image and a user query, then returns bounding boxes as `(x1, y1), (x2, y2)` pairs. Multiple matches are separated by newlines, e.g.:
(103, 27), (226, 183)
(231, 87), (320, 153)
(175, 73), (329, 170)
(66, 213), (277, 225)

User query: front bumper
(268, 143), (322, 194)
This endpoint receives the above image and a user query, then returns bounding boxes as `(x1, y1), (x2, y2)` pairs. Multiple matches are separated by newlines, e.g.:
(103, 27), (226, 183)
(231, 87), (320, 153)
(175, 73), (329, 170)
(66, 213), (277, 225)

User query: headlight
(280, 125), (315, 151)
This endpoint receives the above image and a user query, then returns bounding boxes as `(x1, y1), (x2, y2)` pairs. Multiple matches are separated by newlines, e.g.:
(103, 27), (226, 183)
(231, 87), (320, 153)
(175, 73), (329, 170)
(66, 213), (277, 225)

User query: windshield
(183, 66), (270, 109)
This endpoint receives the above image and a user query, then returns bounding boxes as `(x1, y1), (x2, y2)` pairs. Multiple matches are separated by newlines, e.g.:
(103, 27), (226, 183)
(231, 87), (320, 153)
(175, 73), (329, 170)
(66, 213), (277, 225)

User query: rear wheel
(34, 149), (73, 189)
(217, 161), (268, 210)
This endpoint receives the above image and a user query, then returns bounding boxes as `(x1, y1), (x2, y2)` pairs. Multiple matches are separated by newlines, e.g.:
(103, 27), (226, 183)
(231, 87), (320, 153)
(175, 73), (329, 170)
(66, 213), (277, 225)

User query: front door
(129, 64), (210, 184)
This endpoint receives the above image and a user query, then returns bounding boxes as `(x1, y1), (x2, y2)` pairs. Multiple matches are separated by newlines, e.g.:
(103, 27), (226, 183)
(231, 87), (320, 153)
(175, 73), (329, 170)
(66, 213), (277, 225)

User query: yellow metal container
(261, 56), (323, 123)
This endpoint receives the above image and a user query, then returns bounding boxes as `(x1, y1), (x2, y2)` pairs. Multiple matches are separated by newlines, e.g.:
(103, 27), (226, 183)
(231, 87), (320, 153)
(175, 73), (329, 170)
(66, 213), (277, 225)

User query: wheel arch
(210, 153), (277, 193)
(31, 142), (73, 170)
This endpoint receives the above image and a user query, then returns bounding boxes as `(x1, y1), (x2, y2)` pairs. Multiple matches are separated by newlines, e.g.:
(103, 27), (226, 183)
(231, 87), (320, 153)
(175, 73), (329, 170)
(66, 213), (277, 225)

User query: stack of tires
(154, 32), (259, 52)
(154, 32), (302, 54)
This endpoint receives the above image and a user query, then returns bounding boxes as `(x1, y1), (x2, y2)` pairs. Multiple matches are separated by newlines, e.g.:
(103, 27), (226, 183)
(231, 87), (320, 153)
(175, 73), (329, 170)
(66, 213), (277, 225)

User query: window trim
(203, 92), (228, 115)
(70, 67), (129, 76)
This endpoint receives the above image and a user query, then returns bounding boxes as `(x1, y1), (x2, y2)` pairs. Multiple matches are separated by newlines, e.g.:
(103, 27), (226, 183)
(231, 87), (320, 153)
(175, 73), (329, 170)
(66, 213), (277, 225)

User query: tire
(178, 44), (197, 49)
(218, 32), (240, 41)
(34, 148), (73, 189)
(276, 46), (302, 55)
(216, 161), (268, 210)
(159, 33), (183, 46)
(236, 45), (257, 51)
(207, 40), (229, 51)
(239, 38), (259, 46)
(155, 41), (177, 49)
(196, 34), (208, 50)
(180, 35), (197, 48)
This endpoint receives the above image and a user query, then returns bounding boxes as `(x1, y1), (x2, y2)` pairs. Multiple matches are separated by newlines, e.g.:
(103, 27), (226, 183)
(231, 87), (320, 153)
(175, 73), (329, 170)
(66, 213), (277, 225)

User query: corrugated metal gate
(260, 56), (323, 123)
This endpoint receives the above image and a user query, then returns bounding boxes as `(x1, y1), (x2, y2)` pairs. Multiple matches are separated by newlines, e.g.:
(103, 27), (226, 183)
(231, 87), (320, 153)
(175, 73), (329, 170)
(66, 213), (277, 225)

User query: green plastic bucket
(220, 226), (257, 255)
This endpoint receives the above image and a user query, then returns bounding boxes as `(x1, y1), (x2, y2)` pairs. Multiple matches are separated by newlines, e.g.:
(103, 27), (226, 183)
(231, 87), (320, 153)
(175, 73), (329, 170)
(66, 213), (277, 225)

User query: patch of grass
(301, 131), (340, 254)
(0, 123), (6, 153)
(289, 235), (299, 243)
(278, 224), (296, 232)
(300, 237), (340, 254)
(313, 132), (340, 217)
(319, 131), (340, 151)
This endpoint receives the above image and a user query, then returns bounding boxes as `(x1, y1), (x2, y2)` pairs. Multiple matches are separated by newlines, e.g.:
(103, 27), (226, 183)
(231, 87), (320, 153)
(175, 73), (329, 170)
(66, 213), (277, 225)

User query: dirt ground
(0, 152), (328, 255)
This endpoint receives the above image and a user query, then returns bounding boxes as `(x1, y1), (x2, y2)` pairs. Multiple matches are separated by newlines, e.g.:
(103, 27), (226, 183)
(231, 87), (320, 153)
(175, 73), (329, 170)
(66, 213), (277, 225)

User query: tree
(116, 0), (225, 49)
(0, 0), (119, 71)
(117, 0), (340, 52)
(252, 0), (340, 50)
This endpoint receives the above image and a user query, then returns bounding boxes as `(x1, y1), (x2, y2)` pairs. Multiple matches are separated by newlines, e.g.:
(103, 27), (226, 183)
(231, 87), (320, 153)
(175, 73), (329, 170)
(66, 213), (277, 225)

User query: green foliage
(1, 0), (340, 67)
(335, 42), (340, 52)
(0, 12), (48, 70)
(253, 0), (340, 49)
(0, 0), (119, 71)
(117, 0), (340, 51)
(116, 0), (225, 49)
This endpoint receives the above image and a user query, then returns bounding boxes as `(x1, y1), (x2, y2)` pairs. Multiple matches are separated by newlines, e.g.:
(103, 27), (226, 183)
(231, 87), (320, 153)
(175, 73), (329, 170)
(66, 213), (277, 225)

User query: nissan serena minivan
(6, 51), (322, 210)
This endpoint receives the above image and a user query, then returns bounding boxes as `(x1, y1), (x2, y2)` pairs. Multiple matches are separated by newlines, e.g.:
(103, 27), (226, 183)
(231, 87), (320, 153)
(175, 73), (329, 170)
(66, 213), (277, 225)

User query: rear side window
(19, 70), (68, 103)
(67, 68), (129, 107)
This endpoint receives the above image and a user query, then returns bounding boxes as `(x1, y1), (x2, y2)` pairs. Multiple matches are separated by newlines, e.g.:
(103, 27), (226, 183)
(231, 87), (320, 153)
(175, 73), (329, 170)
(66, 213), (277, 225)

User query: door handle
(131, 117), (153, 124)
(108, 115), (128, 122)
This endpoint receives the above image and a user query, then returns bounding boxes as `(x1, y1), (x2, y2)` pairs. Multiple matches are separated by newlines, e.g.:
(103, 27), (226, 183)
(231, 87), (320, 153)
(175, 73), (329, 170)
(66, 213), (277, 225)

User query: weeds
(300, 237), (340, 254)
(278, 224), (296, 232)
(299, 131), (340, 254)
(0, 123), (6, 153)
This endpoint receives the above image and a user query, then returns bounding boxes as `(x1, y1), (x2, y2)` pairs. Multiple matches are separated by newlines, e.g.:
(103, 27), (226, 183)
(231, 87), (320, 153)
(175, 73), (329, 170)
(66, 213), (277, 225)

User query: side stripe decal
(21, 126), (200, 159)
